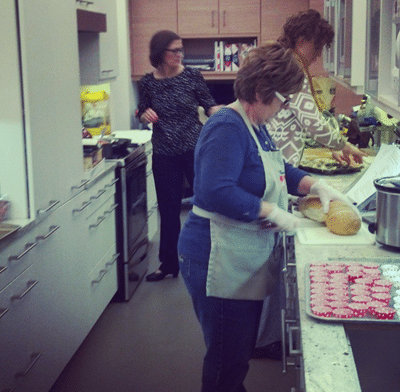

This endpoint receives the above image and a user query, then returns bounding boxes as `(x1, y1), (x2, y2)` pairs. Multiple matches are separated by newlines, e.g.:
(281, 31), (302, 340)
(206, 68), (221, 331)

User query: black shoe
(251, 341), (285, 360)
(146, 269), (179, 282)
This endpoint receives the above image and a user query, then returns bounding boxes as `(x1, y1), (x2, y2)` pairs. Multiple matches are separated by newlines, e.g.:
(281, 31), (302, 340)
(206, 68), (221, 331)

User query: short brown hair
(149, 30), (181, 68)
(234, 42), (304, 105)
(278, 9), (334, 53)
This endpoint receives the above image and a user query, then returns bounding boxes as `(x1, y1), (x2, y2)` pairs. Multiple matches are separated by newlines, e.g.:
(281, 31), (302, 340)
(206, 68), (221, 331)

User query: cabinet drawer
(87, 246), (118, 324)
(83, 172), (117, 220)
(0, 228), (42, 292)
(0, 264), (42, 387)
(85, 195), (117, 270)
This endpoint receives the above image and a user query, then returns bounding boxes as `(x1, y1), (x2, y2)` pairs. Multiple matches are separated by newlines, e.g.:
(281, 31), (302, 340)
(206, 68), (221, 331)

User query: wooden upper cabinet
(129, 0), (177, 79)
(218, 0), (260, 35)
(178, 0), (218, 36)
(178, 0), (260, 37)
(260, 0), (308, 45)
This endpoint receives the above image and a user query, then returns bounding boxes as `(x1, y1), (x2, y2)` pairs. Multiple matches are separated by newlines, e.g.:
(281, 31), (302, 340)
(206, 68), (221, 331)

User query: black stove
(104, 143), (149, 301)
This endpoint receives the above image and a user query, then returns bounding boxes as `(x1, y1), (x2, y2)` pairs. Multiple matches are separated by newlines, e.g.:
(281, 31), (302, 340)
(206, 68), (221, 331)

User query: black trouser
(152, 151), (195, 273)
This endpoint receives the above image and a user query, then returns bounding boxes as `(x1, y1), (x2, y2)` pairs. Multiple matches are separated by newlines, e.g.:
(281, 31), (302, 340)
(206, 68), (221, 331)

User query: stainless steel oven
(109, 144), (149, 301)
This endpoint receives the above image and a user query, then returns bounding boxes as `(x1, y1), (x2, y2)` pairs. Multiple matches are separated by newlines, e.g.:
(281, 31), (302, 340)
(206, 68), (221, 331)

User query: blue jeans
(179, 243), (263, 392)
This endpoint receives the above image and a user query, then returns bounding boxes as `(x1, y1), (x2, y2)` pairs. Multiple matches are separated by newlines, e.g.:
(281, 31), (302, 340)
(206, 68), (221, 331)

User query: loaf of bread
(298, 196), (326, 223)
(299, 196), (361, 235)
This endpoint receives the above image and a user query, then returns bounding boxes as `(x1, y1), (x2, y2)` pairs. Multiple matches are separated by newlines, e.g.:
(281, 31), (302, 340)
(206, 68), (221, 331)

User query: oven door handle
(130, 193), (146, 212)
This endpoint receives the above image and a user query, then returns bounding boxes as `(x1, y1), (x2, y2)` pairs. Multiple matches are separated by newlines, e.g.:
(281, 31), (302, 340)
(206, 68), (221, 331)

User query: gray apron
(193, 100), (288, 300)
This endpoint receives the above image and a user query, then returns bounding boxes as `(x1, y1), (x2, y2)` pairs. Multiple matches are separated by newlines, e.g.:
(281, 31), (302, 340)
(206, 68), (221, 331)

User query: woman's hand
(259, 202), (302, 231)
(140, 108), (159, 124)
(310, 180), (352, 213)
(332, 142), (367, 165)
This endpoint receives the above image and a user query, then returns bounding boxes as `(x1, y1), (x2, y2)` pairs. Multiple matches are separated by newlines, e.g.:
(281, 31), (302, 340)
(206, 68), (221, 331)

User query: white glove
(266, 204), (302, 231)
(310, 180), (354, 213)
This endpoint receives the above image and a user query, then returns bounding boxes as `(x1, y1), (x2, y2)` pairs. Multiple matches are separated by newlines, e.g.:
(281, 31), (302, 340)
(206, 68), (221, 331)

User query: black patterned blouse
(137, 67), (217, 156)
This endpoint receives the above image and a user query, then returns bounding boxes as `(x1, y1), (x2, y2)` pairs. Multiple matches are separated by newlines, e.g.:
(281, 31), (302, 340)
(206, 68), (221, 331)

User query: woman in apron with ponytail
(178, 42), (351, 392)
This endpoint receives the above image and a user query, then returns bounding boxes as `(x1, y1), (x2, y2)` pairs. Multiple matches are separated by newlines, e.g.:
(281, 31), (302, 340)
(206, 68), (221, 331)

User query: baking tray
(305, 260), (400, 324)
(0, 223), (21, 241)
(298, 164), (363, 175)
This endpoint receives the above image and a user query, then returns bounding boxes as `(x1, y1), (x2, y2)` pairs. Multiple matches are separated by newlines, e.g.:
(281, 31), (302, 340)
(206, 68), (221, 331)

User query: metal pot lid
(374, 175), (400, 194)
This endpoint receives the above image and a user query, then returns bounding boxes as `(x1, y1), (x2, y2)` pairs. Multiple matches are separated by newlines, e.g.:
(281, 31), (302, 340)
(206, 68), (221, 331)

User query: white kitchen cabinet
(87, 246), (118, 325)
(0, 0), (29, 221)
(78, 0), (119, 84)
(0, 165), (118, 392)
(17, 0), (85, 219)
(98, 0), (119, 80)
(72, 169), (118, 326)
(0, 206), (83, 392)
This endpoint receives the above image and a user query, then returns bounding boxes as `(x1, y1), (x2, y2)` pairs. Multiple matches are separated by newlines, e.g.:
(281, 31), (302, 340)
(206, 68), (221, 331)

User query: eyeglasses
(165, 48), (184, 55)
(275, 91), (291, 108)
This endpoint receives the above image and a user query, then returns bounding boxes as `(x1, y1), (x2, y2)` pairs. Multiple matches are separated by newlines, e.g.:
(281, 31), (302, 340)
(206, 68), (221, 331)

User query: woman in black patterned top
(137, 30), (222, 282)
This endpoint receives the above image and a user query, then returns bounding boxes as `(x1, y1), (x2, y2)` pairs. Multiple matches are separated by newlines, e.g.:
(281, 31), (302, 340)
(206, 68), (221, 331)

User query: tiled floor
(49, 208), (297, 392)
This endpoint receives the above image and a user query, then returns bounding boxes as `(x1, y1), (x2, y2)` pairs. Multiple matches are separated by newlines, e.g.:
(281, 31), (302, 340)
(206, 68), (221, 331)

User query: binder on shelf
(219, 41), (225, 71)
(231, 43), (240, 71)
(224, 42), (232, 71)
(214, 41), (221, 72)
(210, 39), (257, 72)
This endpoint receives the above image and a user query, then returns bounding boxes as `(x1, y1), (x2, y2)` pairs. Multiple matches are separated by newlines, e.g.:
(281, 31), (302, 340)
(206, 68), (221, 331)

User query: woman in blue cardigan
(178, 42), (352, 391)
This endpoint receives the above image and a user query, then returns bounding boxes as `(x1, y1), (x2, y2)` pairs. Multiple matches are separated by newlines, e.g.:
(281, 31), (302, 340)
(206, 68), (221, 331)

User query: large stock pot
(369, 175), (400, 249)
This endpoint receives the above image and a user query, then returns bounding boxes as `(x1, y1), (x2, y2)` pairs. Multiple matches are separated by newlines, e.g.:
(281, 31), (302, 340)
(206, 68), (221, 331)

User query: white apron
(193, 100), (288, 300)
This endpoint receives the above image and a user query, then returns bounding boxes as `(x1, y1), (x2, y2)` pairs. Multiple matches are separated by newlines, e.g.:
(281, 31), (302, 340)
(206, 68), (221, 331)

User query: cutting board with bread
(295, 196), (375, 245)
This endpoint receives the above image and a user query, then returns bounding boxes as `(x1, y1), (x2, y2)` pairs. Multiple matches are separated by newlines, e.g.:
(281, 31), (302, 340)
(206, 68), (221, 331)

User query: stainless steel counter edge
(0, 161), (117, 252)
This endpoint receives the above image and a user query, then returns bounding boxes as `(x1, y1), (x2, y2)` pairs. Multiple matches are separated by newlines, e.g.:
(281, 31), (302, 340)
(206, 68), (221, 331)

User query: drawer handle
(15, 352), (42, 378)
(89, 216), (106, 229)
(288, 325), (302, 356)
(0, 265), (7, 274)
(8, 242), (37, 261)
(106, 178), (119, 187)
(36, 225), (60, 241)
(73, 201), (91, 213)
(11, 280), (39, 301)
(0, 307), (9, 319)
(90, 189), (106, 200)
(106, 253), (119, 267)
(37, 199), (60, 214)
(71, 180), (89, 190)
(281, 308), (287, 373)
(105, 203), (118, 214)
(92, 269), (107, 284)
(130, 193), (146, 211)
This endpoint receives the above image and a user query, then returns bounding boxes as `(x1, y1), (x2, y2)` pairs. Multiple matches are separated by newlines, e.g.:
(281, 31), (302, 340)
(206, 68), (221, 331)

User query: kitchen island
(294, 153), (400, 391)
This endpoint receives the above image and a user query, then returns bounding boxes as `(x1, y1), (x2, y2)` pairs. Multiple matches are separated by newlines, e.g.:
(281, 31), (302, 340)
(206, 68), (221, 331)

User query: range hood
(77, 8), (107, 33)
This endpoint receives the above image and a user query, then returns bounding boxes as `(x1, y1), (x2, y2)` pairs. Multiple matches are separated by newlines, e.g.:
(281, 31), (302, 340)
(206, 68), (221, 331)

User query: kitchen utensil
(369, 175), (400, 249)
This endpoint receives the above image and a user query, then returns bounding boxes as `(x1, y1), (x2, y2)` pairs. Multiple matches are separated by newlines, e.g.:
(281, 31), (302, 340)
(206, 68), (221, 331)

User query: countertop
(295, 153), (400, 391)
